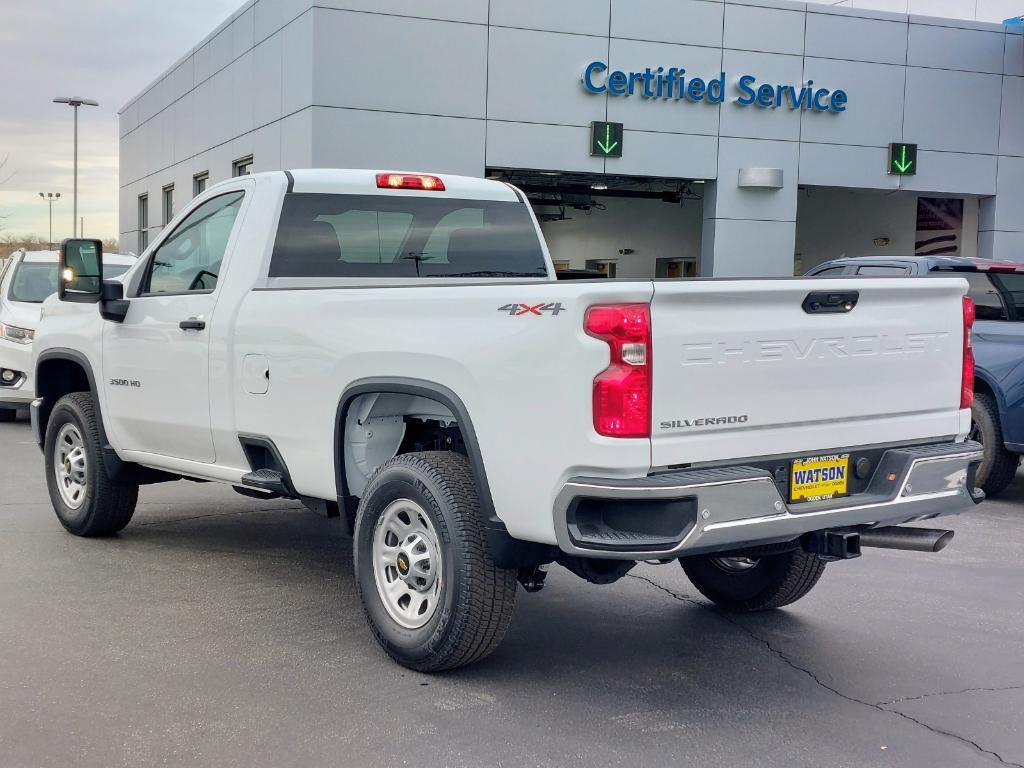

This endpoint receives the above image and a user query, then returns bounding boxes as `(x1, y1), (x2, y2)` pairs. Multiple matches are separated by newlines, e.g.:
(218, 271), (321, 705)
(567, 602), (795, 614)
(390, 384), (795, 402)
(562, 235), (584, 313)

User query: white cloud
(0, 0), (241, 242)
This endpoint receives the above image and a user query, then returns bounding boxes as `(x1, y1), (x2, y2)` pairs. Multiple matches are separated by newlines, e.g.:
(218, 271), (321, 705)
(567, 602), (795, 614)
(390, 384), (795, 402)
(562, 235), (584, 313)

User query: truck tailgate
(649, 277), (968, 467)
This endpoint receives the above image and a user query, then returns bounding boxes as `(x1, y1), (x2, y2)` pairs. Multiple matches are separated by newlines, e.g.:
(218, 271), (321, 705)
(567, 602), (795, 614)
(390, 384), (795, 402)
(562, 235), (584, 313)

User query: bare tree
(0, 154), (11, 237)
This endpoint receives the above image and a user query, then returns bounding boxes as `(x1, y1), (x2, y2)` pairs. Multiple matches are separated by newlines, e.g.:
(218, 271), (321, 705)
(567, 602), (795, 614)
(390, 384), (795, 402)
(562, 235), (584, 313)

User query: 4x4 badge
(497, 302), (565, 316)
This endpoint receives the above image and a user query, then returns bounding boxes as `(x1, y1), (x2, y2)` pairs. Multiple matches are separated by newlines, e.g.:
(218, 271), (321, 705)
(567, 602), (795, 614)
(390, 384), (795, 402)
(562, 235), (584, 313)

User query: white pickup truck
(31, 169), (983, 671)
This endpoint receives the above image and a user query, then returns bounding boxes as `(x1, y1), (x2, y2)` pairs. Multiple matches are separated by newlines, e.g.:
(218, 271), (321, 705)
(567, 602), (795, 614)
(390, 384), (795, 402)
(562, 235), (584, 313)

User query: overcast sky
(0, 0), (241, 244)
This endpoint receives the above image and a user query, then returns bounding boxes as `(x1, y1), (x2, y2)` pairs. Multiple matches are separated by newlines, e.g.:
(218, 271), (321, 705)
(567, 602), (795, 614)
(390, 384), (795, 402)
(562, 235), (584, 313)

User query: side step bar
(240, 468), (291, 496)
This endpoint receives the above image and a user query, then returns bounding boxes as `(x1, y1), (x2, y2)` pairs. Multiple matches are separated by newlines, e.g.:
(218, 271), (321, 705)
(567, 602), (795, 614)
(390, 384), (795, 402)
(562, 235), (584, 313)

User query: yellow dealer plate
(790, 454), (850, 502)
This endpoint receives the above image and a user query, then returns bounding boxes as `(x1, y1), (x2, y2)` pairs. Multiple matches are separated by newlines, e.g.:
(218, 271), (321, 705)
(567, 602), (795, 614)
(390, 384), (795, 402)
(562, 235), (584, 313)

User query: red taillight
(961, 296), (975, 409)
(375, 173), (445, 191)
(584, 304), (652, 438)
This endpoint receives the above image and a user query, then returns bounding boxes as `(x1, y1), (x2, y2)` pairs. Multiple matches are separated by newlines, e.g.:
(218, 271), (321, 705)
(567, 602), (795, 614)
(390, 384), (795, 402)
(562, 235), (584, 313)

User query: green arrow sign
(591, 121), (623, 158)
(888, 142), (917, 175)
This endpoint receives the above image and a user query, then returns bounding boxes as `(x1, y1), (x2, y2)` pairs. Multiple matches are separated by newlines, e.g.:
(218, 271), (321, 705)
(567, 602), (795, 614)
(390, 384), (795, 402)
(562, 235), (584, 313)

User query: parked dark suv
(807, 255), (1024, 497)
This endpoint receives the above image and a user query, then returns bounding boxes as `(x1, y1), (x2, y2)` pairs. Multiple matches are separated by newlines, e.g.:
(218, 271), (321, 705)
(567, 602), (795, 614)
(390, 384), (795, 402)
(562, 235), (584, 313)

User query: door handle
(802, 291), (859, 314)
(179, 317), (206, 331)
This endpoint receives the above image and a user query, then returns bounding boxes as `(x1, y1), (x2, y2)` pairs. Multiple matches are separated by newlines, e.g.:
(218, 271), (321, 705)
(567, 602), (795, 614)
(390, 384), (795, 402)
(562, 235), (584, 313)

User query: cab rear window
(269, 194), (547, 279)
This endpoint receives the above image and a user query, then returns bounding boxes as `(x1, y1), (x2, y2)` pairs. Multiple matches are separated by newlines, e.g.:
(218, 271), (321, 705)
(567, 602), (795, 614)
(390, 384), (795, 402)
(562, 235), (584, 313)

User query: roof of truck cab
(816, 255), (1024, 272)
(19, 250), (138, 265)
(283, 169), (522, 202)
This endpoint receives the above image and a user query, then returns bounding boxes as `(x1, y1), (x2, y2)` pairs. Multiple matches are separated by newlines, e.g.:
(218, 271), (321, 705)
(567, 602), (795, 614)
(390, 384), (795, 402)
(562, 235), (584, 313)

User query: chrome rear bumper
(554, 441), (983, 559)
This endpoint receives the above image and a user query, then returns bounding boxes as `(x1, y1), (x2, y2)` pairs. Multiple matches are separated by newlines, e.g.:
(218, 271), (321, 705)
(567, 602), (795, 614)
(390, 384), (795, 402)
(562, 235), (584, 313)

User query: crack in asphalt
(880, 685), (1024, 707)
(629, 572), (1024, 768)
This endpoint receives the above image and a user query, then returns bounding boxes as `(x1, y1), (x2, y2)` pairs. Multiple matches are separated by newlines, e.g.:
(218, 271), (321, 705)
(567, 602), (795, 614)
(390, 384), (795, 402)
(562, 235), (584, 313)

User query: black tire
(44, 392), (138, 536)
(353, 451), (517, 672)
(970, 391), (1020, 498)
(680, 550), (826, 612)
(0, 408), (16, 422)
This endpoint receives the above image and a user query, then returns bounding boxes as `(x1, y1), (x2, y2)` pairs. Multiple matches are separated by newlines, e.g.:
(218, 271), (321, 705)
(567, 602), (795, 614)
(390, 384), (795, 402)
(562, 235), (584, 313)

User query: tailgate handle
(802, 291), (859, 314)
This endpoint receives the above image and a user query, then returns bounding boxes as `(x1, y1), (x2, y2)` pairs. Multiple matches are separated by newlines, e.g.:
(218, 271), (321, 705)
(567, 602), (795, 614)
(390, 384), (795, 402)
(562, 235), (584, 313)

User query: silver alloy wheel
(711, 556), (760, 573)
(372, 498), (443, 629)
(54, 423), (88, 510)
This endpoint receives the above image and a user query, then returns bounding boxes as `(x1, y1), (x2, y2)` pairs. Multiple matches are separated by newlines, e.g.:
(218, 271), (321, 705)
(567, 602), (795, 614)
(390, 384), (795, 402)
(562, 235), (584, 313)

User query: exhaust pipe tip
(931, 529), (955, 552)
(859, 526), (955, 553)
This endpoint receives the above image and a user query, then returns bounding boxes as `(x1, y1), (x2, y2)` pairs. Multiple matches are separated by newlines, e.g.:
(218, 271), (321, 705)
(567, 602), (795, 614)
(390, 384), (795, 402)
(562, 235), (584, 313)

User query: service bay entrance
(487, 169), (705, 279)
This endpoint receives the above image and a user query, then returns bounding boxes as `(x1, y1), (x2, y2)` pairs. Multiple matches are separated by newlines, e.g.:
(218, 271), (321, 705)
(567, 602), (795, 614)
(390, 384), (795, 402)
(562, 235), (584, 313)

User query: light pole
(53, 96), (98, 237)
(38, 192), (61, 249)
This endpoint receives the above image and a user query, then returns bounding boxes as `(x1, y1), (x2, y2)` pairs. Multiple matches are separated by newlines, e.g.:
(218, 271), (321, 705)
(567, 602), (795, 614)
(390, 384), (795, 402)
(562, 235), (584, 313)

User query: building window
(162, 185), (174, 226)
(232, 156), (254, 177)
(193, 172), (209, 197)
(138, 194), (149, 251)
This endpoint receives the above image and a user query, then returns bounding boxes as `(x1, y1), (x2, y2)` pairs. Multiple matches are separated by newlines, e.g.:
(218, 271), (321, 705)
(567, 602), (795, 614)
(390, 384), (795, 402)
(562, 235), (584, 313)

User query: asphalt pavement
(1, 415), (1021, 768)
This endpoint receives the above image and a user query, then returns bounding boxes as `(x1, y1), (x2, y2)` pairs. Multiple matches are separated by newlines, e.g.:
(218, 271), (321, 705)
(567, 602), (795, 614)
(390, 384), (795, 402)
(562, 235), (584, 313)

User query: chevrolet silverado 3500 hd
(31, 170), (983, 671)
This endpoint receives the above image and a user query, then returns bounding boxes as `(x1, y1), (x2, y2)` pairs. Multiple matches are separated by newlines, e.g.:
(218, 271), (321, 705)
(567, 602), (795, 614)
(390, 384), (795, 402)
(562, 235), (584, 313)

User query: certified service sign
(582, 61), (848, 113)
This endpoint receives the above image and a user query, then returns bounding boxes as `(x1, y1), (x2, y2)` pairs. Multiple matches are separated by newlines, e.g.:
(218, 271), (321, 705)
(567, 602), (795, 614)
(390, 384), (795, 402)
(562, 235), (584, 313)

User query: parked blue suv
(807, 255), (1024, 497)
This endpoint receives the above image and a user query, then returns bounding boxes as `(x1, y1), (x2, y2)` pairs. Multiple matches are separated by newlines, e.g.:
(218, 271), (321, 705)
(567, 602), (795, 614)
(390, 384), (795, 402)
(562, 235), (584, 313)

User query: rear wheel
(680, 550), (826, 612)
(969, 392), (1019, 498)
(353, 451), (517, 672)
(44, 392), (138, 536)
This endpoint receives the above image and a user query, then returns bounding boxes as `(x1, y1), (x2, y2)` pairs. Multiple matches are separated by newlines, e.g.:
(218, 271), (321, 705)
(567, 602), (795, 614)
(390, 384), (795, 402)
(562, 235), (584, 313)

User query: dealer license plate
(790, 454), (850, 502)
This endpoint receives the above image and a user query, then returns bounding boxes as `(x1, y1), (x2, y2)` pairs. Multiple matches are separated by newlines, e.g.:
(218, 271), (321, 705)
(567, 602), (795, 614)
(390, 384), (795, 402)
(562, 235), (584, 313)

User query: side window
(959, 273), (1009, 321)
(987, 273), (1024, 321)
(810, 265), (847, 276)
(144, 191), (244, 295)
(856, 265), (910, 276)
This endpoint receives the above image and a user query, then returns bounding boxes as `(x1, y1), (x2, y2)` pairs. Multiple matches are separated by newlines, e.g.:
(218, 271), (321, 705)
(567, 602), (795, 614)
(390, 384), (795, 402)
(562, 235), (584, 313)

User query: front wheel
(353, 451), (517, 672)
(44, 392), (138, 536)
(680, 550), (826, 612)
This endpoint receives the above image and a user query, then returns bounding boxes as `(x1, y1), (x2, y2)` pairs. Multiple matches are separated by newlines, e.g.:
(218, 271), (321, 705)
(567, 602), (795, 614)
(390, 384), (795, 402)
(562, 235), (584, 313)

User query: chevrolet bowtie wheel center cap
(396, 532), (436, 593)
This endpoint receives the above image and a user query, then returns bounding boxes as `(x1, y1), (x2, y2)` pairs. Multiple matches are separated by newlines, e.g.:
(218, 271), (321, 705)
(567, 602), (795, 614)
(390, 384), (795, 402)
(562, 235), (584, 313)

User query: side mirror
(59, 238), (104, 303)
(99, 281), (130, 323)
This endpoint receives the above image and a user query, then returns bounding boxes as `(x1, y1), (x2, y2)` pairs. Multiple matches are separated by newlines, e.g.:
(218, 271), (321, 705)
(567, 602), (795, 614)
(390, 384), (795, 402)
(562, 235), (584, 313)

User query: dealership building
(118, 0), (1024, 277)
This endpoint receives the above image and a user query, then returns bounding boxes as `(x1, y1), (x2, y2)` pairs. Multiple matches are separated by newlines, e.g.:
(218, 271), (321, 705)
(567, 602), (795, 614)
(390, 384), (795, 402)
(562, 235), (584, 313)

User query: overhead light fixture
(737, 168), (783, 189)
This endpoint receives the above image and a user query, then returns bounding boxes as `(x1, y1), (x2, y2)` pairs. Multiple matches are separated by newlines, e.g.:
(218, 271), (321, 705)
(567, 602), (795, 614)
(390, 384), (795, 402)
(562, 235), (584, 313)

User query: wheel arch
(971, 371), (1006, 442)
(334, 377), (557, 569)
(335, 377), (494, 521)
(35, 348), (101, 448)
(973, 369), (998, 405)
(35, 348), (176, 485)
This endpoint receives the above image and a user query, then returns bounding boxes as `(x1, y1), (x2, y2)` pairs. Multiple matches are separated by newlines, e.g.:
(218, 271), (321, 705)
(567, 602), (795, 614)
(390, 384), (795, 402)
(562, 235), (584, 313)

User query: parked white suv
(29, 170), (983, 671)
(0, 248), (135, 420)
